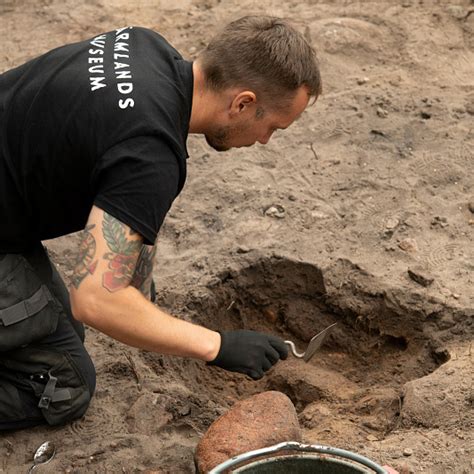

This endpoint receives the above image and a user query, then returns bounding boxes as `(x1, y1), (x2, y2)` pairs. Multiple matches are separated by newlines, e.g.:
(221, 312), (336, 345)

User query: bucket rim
(208, 441), (388, 474)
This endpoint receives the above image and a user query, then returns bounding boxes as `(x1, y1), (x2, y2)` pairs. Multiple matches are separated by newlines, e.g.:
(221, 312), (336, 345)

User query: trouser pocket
(1, 346), (91, 426)
(0, 253), (60, 351)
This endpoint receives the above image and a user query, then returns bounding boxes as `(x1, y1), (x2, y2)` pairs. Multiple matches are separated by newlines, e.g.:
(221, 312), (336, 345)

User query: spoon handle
(27, 464), (37, 473)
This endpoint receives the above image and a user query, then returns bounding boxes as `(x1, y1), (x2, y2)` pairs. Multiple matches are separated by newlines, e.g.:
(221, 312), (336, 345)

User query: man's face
(205, 86), (310, 152)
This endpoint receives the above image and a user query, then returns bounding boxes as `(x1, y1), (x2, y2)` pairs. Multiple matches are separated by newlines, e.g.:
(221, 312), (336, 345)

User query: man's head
(194, 15), (322, 151)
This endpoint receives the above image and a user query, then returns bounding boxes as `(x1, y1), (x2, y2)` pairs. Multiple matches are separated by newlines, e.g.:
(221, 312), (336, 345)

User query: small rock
(446, 367), (455, 375)
(438, 314), (455, 330)
(262, 307), (278, 324)
(357, 76), (369, 85)
(446, 5), (466, 20)
(385, 217), (400, 230)
(311, 210), (329, 219)
(367, 434), (378, 441)
(440, 287), (452, 297)
(288, 194), (297, 201)
(178, 404), (192, 416)
(399, 238), (418, 253)
(466, 99), (474, 115)
(407, 266), (434, 287)
(264, 205), (285, 219)
(236, 246), (250, 254)
(403, 448), (413, 457)
(188, 46), (197, 55)
(126, 393), (172, 434)
(377, 107), (388, 118)
(431, 216), (449, 228)
(468, 202), (474, 214)
(195, 391), (301, 473)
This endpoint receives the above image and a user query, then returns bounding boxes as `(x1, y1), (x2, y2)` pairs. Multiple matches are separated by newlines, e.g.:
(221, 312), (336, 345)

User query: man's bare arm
(70, 205), (220, 361)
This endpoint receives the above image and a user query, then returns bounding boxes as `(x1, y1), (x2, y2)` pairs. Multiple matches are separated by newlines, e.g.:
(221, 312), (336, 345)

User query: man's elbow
(70, 288), (102, 326)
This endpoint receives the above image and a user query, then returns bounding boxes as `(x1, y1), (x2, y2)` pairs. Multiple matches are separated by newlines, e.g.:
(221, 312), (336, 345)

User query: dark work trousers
(0, 244), (96, 430)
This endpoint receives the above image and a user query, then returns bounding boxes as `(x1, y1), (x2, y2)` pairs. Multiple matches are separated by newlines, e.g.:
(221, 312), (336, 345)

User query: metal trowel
(284, 323), (337, 362)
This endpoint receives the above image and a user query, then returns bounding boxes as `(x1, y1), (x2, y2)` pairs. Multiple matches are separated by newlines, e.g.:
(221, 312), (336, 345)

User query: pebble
(403, 448), (414, 457)
(264, 205), (285, 219)
(236, 246), (250, 254)
(178, 404), (191, 416)
(446, 5), (466, 19)
(431, 216), (448, 228)
(446, 367), (455, 375)
(367, 434), (378, 441)
(468, 202), (474, 214)
(357, 76), (369, 85)
(311, 210), (329, 219)
(407, 266), (434, 287)
(399, 238), (418, 253)
(262, 307), (278, 324)
(385, 217), (400, 230)
(466, 100), (474, 115)
(377, 107), (389, 118)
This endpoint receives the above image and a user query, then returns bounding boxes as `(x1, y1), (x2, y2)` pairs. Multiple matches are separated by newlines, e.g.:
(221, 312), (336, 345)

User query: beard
(205, 125), (232, 152)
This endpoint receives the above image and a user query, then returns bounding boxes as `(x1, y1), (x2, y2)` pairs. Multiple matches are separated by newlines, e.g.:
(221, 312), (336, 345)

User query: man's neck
(189, 62), (219, 134)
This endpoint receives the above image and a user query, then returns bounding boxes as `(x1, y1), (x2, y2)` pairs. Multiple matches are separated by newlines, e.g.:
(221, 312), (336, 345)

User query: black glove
(208, 330), (288, 380)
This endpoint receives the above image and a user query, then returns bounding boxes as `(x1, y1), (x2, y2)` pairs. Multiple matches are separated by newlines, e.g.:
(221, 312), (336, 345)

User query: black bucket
(209, 442), (388, 474)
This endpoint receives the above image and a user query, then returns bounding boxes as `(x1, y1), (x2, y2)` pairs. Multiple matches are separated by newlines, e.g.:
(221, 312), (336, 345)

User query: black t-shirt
(0, 27), (193, 252)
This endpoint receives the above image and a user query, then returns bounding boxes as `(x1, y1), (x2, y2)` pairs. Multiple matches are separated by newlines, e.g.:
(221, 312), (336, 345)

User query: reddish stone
(195, 391), (301, 473)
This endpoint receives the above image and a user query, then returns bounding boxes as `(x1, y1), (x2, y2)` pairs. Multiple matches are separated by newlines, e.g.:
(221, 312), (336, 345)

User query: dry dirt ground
(1, 0), (473, 473)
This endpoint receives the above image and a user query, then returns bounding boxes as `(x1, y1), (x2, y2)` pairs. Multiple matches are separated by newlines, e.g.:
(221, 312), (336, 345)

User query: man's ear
(230, 91), (257, 117)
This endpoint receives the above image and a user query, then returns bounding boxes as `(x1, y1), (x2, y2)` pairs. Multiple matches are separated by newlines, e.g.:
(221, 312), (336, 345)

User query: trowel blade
(303, 322), (337, 362)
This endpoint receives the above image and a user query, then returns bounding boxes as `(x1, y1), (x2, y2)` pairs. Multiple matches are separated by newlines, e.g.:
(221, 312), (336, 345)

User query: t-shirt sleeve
(92, 136), (183, 245)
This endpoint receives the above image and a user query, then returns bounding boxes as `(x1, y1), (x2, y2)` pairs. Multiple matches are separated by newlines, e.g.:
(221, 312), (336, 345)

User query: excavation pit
(145, 256), (452, 447)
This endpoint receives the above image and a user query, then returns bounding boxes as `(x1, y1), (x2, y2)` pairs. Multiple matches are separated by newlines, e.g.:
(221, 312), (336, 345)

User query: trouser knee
(1, 346), (95, 427)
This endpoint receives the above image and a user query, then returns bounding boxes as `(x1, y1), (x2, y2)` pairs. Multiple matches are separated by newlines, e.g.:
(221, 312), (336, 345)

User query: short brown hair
(198, 16), (322, 107)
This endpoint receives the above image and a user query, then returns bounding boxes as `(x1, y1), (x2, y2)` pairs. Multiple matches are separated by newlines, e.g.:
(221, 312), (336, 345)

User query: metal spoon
(27, 441), (55, 473)
(284, 323), (337, 362)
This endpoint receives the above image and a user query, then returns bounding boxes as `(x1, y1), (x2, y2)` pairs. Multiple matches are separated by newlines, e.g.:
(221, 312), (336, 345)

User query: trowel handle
(284, 340), (305, 358)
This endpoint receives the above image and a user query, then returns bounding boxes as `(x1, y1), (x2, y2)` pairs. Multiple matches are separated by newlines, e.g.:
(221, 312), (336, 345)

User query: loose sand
(1, 1), (473, 472)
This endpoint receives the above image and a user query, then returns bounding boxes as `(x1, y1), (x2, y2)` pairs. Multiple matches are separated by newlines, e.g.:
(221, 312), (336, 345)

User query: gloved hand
(208, 330), (288, 380)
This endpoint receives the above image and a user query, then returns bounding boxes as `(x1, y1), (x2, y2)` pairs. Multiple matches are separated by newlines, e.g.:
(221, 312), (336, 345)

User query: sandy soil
(1, 0), (473, 473)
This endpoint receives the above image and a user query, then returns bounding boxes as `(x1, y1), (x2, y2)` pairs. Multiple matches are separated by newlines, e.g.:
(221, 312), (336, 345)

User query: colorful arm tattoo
(102, 213), (142, 292)
(71, 224), (98, 289)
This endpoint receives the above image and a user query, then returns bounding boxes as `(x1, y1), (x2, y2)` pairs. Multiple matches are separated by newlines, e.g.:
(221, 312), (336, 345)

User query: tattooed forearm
(102, 213), (142, 292)
(71, 224), (98, 289)
(131, 245), (156, 299)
